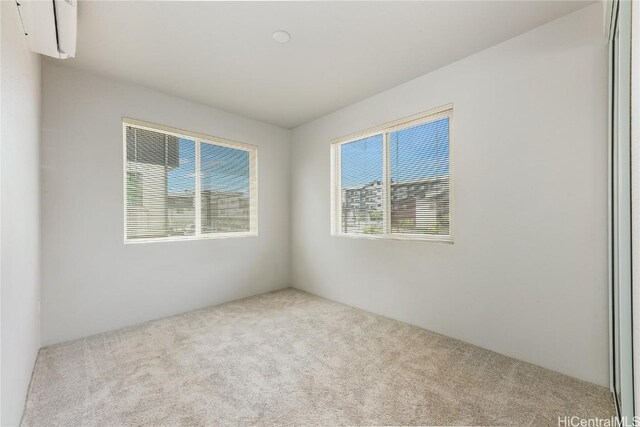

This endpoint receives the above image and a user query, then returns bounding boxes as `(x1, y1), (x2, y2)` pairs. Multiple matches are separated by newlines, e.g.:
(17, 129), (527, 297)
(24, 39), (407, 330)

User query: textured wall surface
(1, 2), (42, 425)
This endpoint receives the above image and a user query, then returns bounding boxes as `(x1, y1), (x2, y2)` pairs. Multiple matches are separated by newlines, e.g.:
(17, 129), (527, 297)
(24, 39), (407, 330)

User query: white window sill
(124, 231), (258, 244)
(331, 232), (453, 244)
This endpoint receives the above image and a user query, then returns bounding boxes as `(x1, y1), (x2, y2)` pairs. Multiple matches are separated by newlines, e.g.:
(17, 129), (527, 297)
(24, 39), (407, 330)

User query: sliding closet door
(611, 0), (634, 421)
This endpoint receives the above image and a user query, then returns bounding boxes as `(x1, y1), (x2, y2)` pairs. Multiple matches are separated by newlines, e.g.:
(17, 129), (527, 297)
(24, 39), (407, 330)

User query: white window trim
(330, 103), (454, 243)
(122, 118), (258, 244)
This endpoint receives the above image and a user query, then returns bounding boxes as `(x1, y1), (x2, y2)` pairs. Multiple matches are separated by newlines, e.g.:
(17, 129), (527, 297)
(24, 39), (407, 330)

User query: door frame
(608, 0), (635, 422)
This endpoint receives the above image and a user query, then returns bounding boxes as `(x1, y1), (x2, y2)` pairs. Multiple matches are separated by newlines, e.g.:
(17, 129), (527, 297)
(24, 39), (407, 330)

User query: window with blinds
(331, 105), (452, 242)
(124, 119), (257, 243)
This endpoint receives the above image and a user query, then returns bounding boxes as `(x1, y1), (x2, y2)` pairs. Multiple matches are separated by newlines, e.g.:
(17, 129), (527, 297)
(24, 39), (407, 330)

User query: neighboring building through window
(126, 171), (142, 207)
(124, 119), (257, 243)
(331, 105), (452, 242)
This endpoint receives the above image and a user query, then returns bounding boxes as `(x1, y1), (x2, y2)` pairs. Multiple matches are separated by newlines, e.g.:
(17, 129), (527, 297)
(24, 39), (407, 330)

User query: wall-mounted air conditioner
(16, 0), (77, 59)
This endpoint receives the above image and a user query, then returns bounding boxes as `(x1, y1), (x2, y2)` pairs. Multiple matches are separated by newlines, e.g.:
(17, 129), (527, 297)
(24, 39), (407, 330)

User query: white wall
(291, 4), (609, 386)
(1, 2), (42, 425)
(41, 62), (291, 345)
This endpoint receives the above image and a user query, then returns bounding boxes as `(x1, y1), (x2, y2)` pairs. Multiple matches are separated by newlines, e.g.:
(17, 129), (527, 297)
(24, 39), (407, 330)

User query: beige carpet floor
(22, 288), (613, 426)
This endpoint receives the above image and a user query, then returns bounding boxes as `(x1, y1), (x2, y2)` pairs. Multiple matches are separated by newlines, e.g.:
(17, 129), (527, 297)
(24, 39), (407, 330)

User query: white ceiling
(65, 1), (593, 129)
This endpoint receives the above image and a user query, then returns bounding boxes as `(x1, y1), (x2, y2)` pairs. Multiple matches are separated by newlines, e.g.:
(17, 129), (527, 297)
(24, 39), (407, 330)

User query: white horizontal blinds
(200, 143), (251, 234)
(389, 114), (450, 236)
(126, 126), (196, 240)
(340, 135), (384, 235)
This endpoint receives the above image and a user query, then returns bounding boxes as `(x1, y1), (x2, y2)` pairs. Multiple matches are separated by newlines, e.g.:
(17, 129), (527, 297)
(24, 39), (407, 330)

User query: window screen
(332, 106), (452, 241)
(390, 117), (450, 236)
(340, 135), (383, 235)
(200, 144), (250, 234)
(124, 120), (257, 243)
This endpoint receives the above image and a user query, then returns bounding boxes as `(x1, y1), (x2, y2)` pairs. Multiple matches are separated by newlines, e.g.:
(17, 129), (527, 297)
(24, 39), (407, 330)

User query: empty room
(2, 0), (639, 425)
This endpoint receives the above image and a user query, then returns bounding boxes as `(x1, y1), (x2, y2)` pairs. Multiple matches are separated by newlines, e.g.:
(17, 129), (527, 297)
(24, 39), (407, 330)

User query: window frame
(122, 118), (258, 244)
(330, 103), (453, 243)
